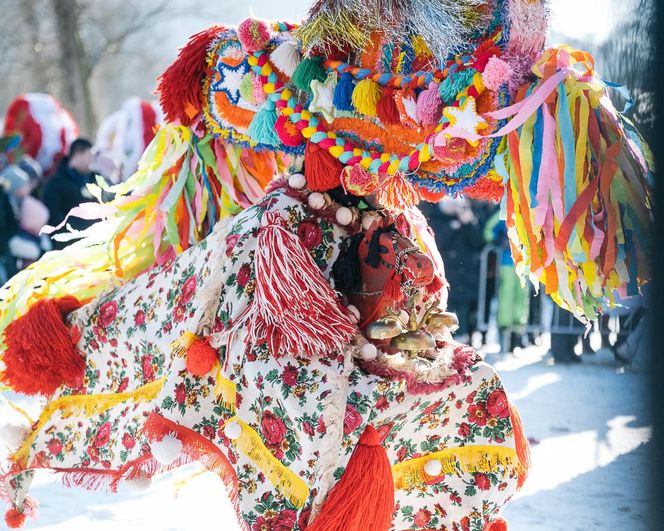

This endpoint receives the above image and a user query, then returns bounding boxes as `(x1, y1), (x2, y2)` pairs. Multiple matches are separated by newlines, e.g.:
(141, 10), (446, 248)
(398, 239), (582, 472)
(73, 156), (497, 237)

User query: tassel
(156, 25), (223, 124)
(304, 141), (343, 192)
(1, 296), (84, 396)
(416, 82), (443, 126)
(270, 40), (302, 77)
(230, 212), (356, 358)
(351, 78), (382, 117)
(333, 72), (354, 111)
(292, 56), (326, 93)
(509, 402), (530, 489)
(307, 425), (394, 531)
(237, 18), (271, 53)
(382, 272), (403, 303)
(185, 337), (218, 377)
(247, 100), (280, 146)
(332, 233), (364, 293)
(376, 173), (421, 211)
(376, 87), (401, 125)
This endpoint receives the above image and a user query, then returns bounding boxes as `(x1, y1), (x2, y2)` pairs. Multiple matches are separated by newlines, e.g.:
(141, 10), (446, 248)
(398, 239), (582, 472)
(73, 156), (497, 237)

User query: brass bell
(366, 316), (404, 340)
(390, 329), (436, 352)
(426, 311), (459, 332)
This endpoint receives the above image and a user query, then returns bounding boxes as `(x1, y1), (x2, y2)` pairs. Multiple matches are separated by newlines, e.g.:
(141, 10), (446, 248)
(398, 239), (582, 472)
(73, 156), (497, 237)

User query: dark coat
(0, 187), (18, 280)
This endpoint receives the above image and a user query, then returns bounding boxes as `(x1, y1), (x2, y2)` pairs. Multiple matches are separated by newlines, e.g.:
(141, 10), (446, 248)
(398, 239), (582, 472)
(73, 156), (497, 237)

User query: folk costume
(0, 1), (652, 530)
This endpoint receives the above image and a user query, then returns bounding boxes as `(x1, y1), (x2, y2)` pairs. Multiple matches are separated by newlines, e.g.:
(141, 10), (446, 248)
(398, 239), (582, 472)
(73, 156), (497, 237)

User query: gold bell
(426, 311), (459, 332)
(366, 316), (405, 340)
(390, 329), (436, 352)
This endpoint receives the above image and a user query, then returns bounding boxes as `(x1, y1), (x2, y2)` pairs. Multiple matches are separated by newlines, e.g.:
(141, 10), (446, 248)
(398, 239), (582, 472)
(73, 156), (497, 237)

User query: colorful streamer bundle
(498, 47), (652, 321)
(0, 125), (282, 347)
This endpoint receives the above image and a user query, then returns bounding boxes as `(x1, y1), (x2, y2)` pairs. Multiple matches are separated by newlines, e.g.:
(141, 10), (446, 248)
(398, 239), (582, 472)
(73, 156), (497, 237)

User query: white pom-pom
(424, 459), (443, 477)
(224, 421), (243, 441)
(308, 192), (327, 210)
(347, 304), (360, 324)
(150, 434), (182, 466)
(360, 342), (378, 361)
(335, 206), (353, 226)
(288, 173), (307, 190)
(0, 422), (30, 450)
(125, 475), (153, 492)
(269, 40), (302, 77)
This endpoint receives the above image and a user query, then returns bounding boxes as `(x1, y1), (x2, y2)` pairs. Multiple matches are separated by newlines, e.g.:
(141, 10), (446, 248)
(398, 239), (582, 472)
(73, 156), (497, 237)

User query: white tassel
(269, 40), (301, 77)
(150, 433), (182, 465)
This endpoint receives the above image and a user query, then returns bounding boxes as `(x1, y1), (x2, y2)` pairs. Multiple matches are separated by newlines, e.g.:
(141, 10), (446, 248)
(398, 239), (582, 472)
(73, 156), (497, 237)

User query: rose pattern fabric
(3, 189), (522, 530)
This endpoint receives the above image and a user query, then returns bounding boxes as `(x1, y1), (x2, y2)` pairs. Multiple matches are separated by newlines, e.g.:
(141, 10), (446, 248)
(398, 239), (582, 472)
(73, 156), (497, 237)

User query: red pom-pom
(275, 115), (304, 147)
(304, 141), (343, 192)
(5, 507), (27, 529)
(484, 517), (509, 531)
(238, 18), (271, 53)
(1, 297), (84, 396)
(186, 338), (218, 377)
(157, 25), (223, 125)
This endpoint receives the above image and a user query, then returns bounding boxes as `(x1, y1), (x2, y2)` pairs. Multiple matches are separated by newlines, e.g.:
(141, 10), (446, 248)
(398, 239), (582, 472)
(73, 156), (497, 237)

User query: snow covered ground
(0, 343), (652, 531)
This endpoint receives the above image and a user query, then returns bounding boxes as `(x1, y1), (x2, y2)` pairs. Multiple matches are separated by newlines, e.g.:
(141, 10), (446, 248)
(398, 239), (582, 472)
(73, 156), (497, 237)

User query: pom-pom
(423, 458), (443, 477)
(307, 425), (394, 531)
(416, 82), (444, 126)
(482, 57), (513, 91)
(150, 433), (182, 465)
(237, 18), (271, 53)
(5, 507), (26, 529)
(247, 100), (280, 146)
(288, 173), (307, 190)
(376, 173), (421, 211)
(335, 206), (353, 226)
(252, 75), (267, 104)
(1, 296), (84, 396)
(376, 87), (401, 125)
(304, 141), (343, 192)
(333, 72), (355, 111)
(270, 40), (301, 77)
(352, 78), (382, 117)
(239, 73), (256, 104)
(347, 305), (361, 324)
(275, 114), (304, 147)
(292, 56), (326, 93)
(360, 342), (378, 361)
(308, 192), (328, 210)
(224, 421), (243, 440)
(185, 337), (218, 377)
(485, 517), (509, 531)
(341, 164), (379, 196)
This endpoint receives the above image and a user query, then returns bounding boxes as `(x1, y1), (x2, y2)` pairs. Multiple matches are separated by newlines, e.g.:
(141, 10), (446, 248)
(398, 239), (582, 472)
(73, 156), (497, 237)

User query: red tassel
(425, 274), (446, 296)
(485, 517), (509, 531)
(383, 272), (403, 304)
(231, 212), (356, 358)
(304, 141), (343, 192)
(307, 425), (394, 531)
(156, 25), (223, 124)
(377, 87), (401, 125)
(1, 297), (84, 396)
(509, 402), (530, 489)
(186, 338), (218, 377)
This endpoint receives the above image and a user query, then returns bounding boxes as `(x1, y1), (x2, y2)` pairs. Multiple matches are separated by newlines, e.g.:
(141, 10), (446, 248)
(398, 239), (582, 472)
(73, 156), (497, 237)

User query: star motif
(308, 72), (337, 123)
(442, 96), (488, 147)
(210, 58), (249, 105)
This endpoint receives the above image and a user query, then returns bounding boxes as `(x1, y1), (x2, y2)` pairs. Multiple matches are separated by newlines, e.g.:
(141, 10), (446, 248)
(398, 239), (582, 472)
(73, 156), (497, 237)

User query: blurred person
(17, 155), (45, 198)
(0, 168), (21, 282)
(91, 148), (125, 185)
(42, 138), (96, 249)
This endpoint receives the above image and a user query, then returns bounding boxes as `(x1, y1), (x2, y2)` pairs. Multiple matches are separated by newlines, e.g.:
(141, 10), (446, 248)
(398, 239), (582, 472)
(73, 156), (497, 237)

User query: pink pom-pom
(252, 75), (267, 104)
(416, 82), (443, 126)
(482, 57), (513, 92)
(238, 18), (271, 53)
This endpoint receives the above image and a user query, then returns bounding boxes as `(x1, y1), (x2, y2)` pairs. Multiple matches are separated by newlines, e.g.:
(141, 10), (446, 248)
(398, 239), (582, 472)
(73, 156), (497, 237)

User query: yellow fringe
(171, 331), (200, 358)
(392, 445), (520, 490)
(12, 377), (166, 467)
(225, 416), (309, 508)
(213, 364), (237, 413)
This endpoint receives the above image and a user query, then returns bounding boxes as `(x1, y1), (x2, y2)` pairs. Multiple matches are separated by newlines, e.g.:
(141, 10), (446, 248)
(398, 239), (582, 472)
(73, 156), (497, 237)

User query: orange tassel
(307, 425), (394, 531)
(304, 141), (343, 192)
(186, 338), (218, 377)
(509, 402), (530, 489)
(1, 297), (84, 396)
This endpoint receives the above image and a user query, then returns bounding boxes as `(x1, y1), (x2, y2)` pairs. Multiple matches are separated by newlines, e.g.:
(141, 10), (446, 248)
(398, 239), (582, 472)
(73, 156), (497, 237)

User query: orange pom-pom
(5, 507), (27, 529)
(186, 338), (218, 377)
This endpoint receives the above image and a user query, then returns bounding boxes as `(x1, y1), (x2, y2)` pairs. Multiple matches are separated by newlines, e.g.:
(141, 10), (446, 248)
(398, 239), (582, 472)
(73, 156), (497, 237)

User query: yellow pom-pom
(352, 79), (382, 117)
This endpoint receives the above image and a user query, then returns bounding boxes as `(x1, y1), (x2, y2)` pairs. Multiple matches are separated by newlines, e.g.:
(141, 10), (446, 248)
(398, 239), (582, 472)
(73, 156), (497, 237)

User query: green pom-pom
(292, 56), (326, 94)
(247, 100), (280, 146)
(439, 68), (477, 103)
(239, 73), (256, 104)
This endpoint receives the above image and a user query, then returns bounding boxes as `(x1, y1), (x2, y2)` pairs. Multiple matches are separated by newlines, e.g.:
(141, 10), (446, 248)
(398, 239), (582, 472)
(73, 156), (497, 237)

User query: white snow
(0, 343), (651, 530)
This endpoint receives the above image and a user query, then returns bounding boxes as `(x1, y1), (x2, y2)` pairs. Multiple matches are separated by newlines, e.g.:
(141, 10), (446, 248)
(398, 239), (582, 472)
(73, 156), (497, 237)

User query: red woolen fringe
(304, 141), (343, 192)
(509, 402), (530, 489)
(156, 25), (224, 125)
(1, 296), (84, 396)
(307, 425), (394, 531)
(231, 212), (356, 358)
